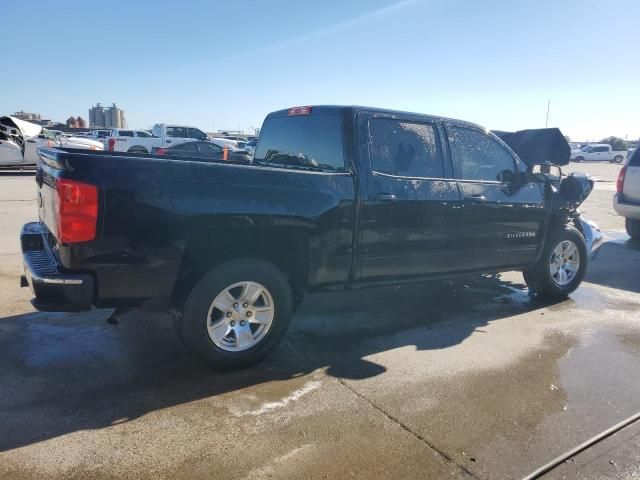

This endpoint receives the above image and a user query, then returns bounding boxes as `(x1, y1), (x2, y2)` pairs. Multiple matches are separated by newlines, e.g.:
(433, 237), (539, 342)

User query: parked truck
(21, 105), (601, 369)
(104, 124), (210, 153)
(571, 144), (626, 163)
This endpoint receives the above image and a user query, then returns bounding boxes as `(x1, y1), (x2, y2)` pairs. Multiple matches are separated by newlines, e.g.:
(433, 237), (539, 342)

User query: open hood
(492, 128), (570, 168)
(0, 116), (43, 139)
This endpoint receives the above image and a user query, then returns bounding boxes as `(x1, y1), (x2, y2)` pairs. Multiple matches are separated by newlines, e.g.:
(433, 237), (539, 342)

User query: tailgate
(35, 153), (62, 238)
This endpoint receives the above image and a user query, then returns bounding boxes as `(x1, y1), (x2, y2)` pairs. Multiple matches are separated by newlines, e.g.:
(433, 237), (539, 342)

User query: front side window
(167, 127), (188, 138)
(135, 130), (151, 137)
(369, 118), (443, 178)
(447, 126), (516, 182)
(254, 115), (344, 170)
(187, 128), (208, 140)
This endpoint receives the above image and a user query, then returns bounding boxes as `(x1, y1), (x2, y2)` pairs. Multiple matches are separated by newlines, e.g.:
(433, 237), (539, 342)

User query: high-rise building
(88, 103), (126, 128)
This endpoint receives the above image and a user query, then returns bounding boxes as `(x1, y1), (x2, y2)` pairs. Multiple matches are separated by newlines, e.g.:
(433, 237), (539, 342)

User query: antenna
(545, 99), (550, 128)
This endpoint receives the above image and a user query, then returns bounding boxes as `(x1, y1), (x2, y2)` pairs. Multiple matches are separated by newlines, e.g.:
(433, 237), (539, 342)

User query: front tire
(523, 225), (588, 299)
(174, 259), (293, 370)
(574, 156), (584, 163)
(626, 218), (640, 240)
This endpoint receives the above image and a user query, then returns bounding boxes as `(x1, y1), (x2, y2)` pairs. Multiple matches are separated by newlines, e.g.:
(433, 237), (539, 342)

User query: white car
(571, 144), (626, 163)
(0, 116), (103, 167)
(613, 149), (640, 239)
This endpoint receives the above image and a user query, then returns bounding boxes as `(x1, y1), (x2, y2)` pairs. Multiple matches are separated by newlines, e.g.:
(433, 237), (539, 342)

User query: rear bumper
(20, 222), (94, 312)
(613, 193), (640, 220)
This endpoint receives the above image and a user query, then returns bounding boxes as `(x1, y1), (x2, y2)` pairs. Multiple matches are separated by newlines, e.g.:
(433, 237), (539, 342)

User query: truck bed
(31, 147), (356, 309)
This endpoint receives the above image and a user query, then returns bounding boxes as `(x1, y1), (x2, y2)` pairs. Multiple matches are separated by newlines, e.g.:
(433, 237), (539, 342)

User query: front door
(356, 114), (465, 281)
(445, 124), (546, 269)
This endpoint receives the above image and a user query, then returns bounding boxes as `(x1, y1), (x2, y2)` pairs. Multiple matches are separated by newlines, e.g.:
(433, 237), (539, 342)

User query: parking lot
(0, 163), (639, 479)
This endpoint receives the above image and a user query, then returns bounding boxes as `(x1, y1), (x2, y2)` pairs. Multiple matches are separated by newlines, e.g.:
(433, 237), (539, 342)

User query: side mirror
(531, 164), (562, 181)
(497, 169), (516, 184)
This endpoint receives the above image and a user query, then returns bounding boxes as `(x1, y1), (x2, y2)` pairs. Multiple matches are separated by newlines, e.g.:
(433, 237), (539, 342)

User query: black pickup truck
(21, 105), (602, 368)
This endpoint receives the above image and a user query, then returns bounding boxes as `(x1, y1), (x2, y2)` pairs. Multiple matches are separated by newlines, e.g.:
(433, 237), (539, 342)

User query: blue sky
(2, 0), (638, 140)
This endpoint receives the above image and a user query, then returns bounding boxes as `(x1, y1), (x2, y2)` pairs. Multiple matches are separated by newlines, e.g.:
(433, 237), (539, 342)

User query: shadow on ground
(0, 271), (564, 453)
(585, 236), (640, 293)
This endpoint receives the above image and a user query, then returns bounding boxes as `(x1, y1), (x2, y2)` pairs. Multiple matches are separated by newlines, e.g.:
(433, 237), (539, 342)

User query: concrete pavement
(0, 164), (638, 479)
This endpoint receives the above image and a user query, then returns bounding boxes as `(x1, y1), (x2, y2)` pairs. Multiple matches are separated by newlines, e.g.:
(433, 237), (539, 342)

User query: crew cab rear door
(445, 124), (546, 269)
(355, 113), (465, 280)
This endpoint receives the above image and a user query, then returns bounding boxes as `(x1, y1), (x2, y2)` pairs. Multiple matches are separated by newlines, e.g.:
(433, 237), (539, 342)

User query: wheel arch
(171, 224), (309, 309)
(127, 145), (149, 153)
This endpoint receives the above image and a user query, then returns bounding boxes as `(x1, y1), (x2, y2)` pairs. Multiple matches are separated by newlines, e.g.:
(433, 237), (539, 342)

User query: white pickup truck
(0, 116), (103, 167)
(571, 144), (627, 163)
(105, 124), (240, 154)
(105, 126), (194, 154)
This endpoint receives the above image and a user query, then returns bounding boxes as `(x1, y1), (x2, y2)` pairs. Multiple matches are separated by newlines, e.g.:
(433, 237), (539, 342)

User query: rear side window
(118, 130), (134, 137)
(135, 131), (151, 137)
(254, 115), (344, 171)
(167, 127), (188, 138)
(198, 143), (223, 156)
(173, 142), (199, 152)
(447, 126), (516, 182)
(369, 118), (443, 178)
(629, 148), (640, 167)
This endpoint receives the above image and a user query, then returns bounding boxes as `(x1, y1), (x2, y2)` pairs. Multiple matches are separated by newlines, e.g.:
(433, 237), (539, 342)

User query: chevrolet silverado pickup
(21, 105), (602, 369)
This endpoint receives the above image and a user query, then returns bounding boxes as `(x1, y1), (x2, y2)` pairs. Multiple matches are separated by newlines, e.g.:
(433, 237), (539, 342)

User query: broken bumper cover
(579, 216), (604, 260)
(20, 222), (93, 312)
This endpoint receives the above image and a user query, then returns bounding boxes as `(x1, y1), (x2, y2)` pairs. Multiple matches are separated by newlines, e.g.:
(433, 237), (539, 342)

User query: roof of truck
(265, 105), (485, 130)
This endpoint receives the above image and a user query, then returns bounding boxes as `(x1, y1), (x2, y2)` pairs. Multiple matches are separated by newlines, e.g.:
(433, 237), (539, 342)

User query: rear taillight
(108, 138), (115, 151)
(55, 178), (98, 243)
(155, 148), (167, 155)
(616, 166), (627, 194)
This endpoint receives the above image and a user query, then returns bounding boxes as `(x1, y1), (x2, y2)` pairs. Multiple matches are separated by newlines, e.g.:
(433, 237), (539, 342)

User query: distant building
(13, 110), (41, 122)
(88, 103), (126, 128)
(66, 117), (78, 128)
(76, 116), (86, 128)
(12, 110), (55, 127)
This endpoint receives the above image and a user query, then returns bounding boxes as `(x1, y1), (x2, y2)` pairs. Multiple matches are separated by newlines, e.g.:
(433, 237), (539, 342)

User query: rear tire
(626, 218), (640, 240)
(574, 156), (584, 163)
(174, 258), (293, 370)
(523, 225), (588, 299)
(611, 155), (624, 164)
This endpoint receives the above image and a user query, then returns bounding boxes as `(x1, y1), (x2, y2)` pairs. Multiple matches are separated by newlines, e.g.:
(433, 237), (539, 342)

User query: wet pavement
(1, 164), (639, 479)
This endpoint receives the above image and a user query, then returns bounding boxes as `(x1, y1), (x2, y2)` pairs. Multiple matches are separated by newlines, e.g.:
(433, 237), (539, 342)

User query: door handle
(465, 195), (487, 203)
(373, 193), (397, 202)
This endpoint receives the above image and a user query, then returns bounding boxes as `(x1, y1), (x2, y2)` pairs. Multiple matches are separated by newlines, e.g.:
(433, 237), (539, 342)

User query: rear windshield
(254, 115), (344, 171)
(629, 148), (640, 167)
